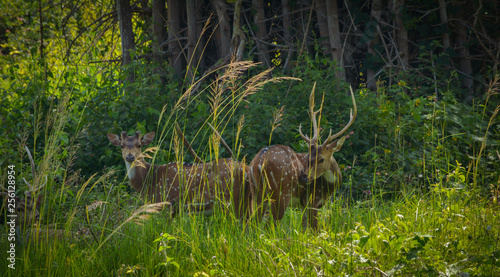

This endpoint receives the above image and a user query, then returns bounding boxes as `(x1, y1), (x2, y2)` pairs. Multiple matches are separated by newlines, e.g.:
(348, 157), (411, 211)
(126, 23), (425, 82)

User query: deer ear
(107, 133), (122, 146)
(328, 136), (347, 152)
(141, 132), (155, 145)
(121, 131), (128, 137)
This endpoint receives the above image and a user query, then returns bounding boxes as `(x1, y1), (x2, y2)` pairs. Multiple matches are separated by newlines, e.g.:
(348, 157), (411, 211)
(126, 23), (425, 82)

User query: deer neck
(297, 153), (342, 184)
(124, 158), (152, 192)
(313, 156), (342, 185)
(297, 153), (308, 167)
(324, 156), (342, 185)
(294, 153), (309, 183)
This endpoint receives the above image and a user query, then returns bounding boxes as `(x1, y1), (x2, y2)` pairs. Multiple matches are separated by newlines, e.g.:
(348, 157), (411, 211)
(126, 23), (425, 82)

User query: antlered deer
(250, 85), (356, 229)
(107, 125), (250, 218)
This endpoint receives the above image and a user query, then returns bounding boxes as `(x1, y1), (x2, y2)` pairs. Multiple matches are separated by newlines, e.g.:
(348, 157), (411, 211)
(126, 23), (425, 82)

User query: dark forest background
(1, 0), (499, 198)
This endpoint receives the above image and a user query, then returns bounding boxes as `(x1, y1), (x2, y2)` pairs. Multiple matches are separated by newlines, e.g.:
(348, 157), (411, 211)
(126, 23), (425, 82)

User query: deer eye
(318, 158), (325, 163)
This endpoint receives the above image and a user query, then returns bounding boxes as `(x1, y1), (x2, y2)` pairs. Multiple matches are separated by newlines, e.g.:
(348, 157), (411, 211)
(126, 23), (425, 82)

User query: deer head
(298, 85), (357, 184)
(107, 131), (155, 164)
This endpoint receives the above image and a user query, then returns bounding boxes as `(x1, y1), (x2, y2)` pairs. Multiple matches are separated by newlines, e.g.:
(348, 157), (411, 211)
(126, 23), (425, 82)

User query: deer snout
(126, 154), (135, 162)
(300, 172), (310, 184)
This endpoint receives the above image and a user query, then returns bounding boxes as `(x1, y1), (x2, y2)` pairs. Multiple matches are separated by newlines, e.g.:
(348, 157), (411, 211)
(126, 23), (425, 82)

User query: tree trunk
(454, 21), (474, 98)
(167, 0), (184, 78)
(391, 0), (408, 70)
(281, 0), (292, 71)
(212, 0), (231, 59)
(325, 0), (345, 80)
(186, 0), (197, 82)
(231, 0), (246, 60)
(314, 0), (330, 55)
(366, 0), (383, 90)
(116, 0), (136, 83)
(341, 1), (356, 86)
(438, 0), (450, 49)
(38, 0), (46, 82)
(139, 0), (150, 32)
(195, 0), (206, 71)
(152, 0), (166, 78)
(252, 0), (271, 67)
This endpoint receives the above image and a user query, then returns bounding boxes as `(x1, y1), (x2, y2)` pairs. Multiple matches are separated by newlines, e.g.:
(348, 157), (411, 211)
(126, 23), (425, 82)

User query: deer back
(250, 145), (305, 196)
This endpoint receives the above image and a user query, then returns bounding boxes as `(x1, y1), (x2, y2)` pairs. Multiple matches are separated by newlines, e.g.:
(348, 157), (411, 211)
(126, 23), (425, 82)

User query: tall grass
(1, 63), (499, 276)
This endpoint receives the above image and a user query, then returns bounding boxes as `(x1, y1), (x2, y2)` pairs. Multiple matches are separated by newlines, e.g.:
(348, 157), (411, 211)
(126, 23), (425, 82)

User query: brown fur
(108, 131), (251, 218)
(249, 86), (356, 229)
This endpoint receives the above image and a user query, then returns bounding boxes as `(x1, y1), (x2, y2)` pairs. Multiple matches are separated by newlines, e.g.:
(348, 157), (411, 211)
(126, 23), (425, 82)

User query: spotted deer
(107, 125), (250, 218)
(249, 86), (356, 229)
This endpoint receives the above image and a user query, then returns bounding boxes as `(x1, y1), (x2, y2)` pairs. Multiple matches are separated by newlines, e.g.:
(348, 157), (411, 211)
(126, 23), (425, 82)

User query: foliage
(1, 53), (498, 275)
(1, 178), (499, 276)
(0, 0), (499, 276)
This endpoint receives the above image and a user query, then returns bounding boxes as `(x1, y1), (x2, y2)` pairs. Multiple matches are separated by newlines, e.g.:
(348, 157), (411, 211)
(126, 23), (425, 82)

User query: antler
(298, 85), (357, 147)
(207, 123), (234, 158)
(298, 82), (321, 145)
(321, 85), (357, 147)
(175, 122), (204, 163)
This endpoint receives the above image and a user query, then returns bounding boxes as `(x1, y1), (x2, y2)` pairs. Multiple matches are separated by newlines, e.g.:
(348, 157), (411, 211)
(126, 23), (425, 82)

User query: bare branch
(207, 123), (234, 158)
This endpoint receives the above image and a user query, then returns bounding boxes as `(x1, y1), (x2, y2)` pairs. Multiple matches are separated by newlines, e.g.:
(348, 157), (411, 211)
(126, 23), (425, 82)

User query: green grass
(2, 188), (498, 276)
(1, 62), (498, 276)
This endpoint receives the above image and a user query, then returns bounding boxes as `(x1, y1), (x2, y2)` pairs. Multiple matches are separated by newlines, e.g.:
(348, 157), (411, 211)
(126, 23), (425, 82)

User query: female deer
(107, 125), (250, 218)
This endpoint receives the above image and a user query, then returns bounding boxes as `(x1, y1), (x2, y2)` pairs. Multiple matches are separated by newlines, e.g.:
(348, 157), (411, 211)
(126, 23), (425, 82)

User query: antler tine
(298, 124), (310, 141)
(310, 108), (320, 143)
(322, 85), (357, 146)
(298, 83), (320, 145)
(175, 122), (204, 164)
(207, 123), (234, 158)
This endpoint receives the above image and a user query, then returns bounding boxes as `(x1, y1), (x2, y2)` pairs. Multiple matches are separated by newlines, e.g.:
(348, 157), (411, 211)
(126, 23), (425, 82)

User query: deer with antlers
(249, 85), (356, 229)
(107, 124), (251, 218)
